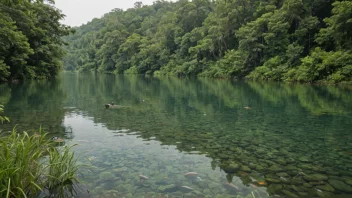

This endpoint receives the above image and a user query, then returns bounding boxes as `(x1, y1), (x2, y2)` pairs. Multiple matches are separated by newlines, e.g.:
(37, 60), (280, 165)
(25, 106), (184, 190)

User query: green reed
(0, 104), (9, 124)
(0, 129), (80, 198)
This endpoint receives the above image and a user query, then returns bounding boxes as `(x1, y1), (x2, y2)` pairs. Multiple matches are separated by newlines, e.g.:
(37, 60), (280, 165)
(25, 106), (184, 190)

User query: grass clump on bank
(0, 129), (80, 198)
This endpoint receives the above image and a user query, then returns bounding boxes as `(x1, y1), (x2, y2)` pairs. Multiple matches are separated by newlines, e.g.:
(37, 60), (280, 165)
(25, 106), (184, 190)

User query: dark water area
(1, 72), (352, 198)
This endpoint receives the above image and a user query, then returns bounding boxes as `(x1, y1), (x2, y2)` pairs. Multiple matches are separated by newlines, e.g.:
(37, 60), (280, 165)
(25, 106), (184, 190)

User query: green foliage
(316, 1), (352, 50)
(0, 0), (71, 82)
(285, 48), (352, 83)
(62, 0), (352, 83)
(0, 129), (80, 198)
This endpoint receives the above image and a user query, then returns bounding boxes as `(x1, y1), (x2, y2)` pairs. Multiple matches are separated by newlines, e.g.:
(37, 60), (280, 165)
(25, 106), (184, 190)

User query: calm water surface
(1, 72), (352, 198)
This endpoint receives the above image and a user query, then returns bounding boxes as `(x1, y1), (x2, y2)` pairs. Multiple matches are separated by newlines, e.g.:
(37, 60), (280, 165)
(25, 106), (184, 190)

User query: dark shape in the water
(51, 136), (64, 143)
(105, 102), (114, 109)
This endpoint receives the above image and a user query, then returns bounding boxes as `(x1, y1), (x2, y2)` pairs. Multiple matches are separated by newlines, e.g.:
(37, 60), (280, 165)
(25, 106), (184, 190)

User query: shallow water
(1, 72), (352, 197)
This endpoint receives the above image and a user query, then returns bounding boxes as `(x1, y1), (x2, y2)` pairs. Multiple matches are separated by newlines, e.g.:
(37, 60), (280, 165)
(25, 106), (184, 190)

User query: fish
(244, 106), (251, 110)
(180, 186), (193, 192)
(77, 140), (89, 143)
(53, 138), (64, 143)
(257, 181), (266, 185)
(180, 186), (193, 190)
(139, 175), (148, 180)
(184, 172), (198, 177)
(87, 156), (96, 161)
(224, 182), (240, 191)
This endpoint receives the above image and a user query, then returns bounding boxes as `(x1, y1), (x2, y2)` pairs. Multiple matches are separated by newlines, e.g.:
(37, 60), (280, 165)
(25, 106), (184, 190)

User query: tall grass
(0, 129), (80, 198)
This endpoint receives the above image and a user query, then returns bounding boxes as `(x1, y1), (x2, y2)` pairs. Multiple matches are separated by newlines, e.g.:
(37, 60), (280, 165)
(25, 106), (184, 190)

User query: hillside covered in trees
(0, 0), (71, 83)
(63, 0), (352, 83)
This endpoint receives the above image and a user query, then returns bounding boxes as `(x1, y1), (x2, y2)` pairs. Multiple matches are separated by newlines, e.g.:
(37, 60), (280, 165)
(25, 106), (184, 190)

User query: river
(1, 72), (352, 197)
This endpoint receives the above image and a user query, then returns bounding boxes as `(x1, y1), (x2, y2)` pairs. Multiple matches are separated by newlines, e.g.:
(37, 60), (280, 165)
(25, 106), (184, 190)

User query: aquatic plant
(0, 129), (80, 198)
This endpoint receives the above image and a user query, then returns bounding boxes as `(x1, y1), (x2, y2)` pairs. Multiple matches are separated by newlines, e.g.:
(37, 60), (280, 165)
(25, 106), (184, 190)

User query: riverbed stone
(291, 177), (304, 185)
(265, 177), (281, 183)
(99, 171), (115, 181)
(298, 192), (309, 197)
(223, 163), (240, 173)
(157, 184), (178, 193)
(249, 162), (256, 169)
(303, 182), (313, 188)
(317, 190), (334, 198)
(328, 180), (352, 193)
(268, 165), (282, 172)
(303, 174), (328, 182)
(240, 165), (251, 172)
(316, 183), (335, 192)
(277, 172), (289, 177)
(267, 184), (282, 194)
(291, 185), (308, 192)
(282, 189), (299, 198)
(299, 156), (310, 162)
(343, 177), (352, 186)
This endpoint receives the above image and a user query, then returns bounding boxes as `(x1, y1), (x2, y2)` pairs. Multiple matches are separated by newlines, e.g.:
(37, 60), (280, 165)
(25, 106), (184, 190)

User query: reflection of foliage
(0, 80), (66, 135)
(248, 82), (352, 115)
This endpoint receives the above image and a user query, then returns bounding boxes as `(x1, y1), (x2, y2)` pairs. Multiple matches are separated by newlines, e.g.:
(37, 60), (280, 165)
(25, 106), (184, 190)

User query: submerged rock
(299, 156), (311, 162)
(343, 177), (352, 186)
(99, 171), (115, 181)
(282, 189), (299, 198)
(303, 174), (328, 182)
(180, 186), (193, 193)
(317, 189), (335, 198)
(157, 184), (178, 193)
(223, 163), (240, 173)
(328, 180), (352, 193)
(267, 184), (282, 194)
(223, 182), (240, 192)
(268, 165), (282, 172)
(240, 165), (251, 172)
(316, 183), (335, 192)
(265, 177), (281, 183)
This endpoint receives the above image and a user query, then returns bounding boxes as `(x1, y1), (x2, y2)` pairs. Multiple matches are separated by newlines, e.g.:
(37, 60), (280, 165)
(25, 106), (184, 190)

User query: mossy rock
(268, 165), (282, 172)
(316, 183), (335, 192)
(282, 189), (299, 198)
(157, 184), (178, 193)
(328, 180), (352, 193)
(303, 174), (328, 182)
(222, 163), (240, 173)
(267, 184), (282, 194)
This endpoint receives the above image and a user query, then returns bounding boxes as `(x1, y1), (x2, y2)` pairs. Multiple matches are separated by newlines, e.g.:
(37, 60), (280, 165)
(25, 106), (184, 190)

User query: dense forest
(0, 0), (71, 83)
(63, 0), (352, 83)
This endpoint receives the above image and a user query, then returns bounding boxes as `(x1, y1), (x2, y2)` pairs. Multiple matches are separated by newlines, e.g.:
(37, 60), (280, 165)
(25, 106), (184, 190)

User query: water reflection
(0, 72), (352, 197)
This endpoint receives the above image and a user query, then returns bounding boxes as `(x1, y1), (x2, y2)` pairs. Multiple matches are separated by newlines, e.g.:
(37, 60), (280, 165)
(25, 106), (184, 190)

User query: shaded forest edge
(63, 0), (352, 84)
(0, 0), (72, 83)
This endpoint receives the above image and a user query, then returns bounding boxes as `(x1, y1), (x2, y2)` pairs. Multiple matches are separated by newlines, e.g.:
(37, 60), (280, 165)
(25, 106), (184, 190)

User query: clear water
(1, 72), (352, 198)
